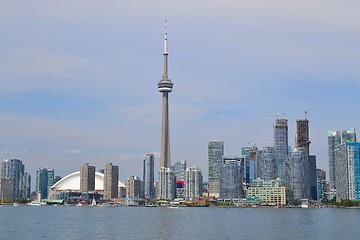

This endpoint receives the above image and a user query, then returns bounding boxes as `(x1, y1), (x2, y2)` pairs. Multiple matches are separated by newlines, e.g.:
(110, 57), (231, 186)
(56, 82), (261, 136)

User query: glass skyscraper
(309, 155), (317, 200)
(185, 166), (203, 200)
(328, 130), (341, 190)
(1, 159), (28, 200)
(208, 140), (224, 198)
(290, 147), (309, 200)
(36, 167), (54, 199)
(220, 157), (244, 199)
(143, 154), (155, 199)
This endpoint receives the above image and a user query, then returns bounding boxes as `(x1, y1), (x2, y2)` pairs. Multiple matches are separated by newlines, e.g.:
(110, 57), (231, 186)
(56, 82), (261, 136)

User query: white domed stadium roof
(51, 171), (125, 191)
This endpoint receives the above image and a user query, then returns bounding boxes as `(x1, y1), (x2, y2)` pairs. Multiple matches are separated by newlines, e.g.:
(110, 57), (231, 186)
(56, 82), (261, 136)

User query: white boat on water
(300, 199), (309, 208)
(13, 203), (19, 207)
(91, 197), (97, 206)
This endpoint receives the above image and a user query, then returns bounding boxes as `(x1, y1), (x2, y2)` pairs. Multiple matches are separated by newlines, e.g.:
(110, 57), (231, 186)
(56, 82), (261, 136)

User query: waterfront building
(143, 154), (155, 199)
(103, 163), (119, 200)
(208, 140), (224, 198)
(0, 178), (13, 201)
(184, 166), (203, 200)
(1, 159), (28, 200)
(48, 171), (126, 204)
(274, 118), (289, 181)
(158, 168), (175, 200)
(80, 163), (95, 193)
(36, 167), (54, 199)
(290, 147), (309, 200)
(335, 142), (360, 201)
(172, 160), (187, 198)
(157, 21), (175, 200)
(220, 157), (244, 200)
(247, 178), (286, 206)
(328, 130), (341, 190)
(260, 146), (276, 181)
(317, 169), (326, 200)
(23, 172), (31, 199)
(126, 176), (142, 199)
(309, 155), (317, 200)
(241, 146), (257, 184)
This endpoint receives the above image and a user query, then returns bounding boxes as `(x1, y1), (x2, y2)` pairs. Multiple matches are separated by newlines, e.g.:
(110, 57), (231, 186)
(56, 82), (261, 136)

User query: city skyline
(1, 1), (360, 183)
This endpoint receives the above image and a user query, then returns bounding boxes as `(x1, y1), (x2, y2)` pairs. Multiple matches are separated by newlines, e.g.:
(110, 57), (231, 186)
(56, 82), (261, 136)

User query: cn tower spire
(158, 20), (173, 169)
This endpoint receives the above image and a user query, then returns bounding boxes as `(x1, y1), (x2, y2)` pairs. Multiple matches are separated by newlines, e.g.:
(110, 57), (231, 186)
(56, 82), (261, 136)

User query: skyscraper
(290, 147), (309, 200)
(157, 21), (175, 200)
(274, 118), (288, 181)
(143, 154), (155, 199)
(172, 160), (187, 181)
(185, 166), (203, 201)
(241, 146), (257, 184)
(36, 167), (54, 199)
(126, 176), (142, 200)
(342, 128), (356, 143)
(328, 130), (341, 190)
(208, 140), (224, 198)
(220, 157), (244, 199)
(296, 118), (310, 197)
(1, 159), (27, 200)
(80, 163), (95, 193)
(103, 163), (119, 200)
(309, 155), (317, 200)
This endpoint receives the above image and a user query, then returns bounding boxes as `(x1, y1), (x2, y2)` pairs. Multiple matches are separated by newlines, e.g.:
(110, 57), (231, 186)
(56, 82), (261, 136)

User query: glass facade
(143, 154), (155, 199)
(185, 166), (203, 200)
(36, 167), (54, 199)
(328, 130), (341, 190)
(290, 148), (309, 200)
(309, 155), (317, 200)
(274, 119), (288, 181)
(208, 141), (224, 197)
(220, 158), (244, 199)
(1, 159), (27, 200)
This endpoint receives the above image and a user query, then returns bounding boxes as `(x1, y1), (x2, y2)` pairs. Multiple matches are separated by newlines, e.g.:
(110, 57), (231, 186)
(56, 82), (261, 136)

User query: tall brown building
(80, 163), (95, 193)
(103, 163), (119, 199)
(126, 176), (142, 199)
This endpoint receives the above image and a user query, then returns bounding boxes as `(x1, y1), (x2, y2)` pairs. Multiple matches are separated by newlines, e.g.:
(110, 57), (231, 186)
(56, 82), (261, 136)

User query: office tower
(173, 160), (187, 198)
(342, 128), (356, 143)
(104, 163), (119, 199)
(242, 146), (258, 184)
(1, 159), (25, 200)
(335, 142), (360, 201)
(220, 157), (244, 199)
(36, 167), (54, 199)
(274, 118), (288, 181)
(158, 168), (175, 200)
(173, 160), (187, 181)
(143, 154), (155, 199)
(309, 155), (317, 200)
(23, 172), (31, 199)
(328, 130), (341, 190)
(290, 148), (309, 200)
(80, 163), (95, 193)
(126, 176), (142, 199)
(157, 21), (175, 200)
(208, 140), (224, 198)
(185, 166), (203, 200)
(317, 169), (326, 200)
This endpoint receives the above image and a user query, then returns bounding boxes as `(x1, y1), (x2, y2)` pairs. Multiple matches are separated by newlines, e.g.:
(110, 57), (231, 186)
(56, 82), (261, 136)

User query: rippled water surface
(0, 206), (359, 240)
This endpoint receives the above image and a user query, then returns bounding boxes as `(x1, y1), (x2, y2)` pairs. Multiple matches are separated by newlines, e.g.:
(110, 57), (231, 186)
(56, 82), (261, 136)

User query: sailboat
(91, 196), (97, 206)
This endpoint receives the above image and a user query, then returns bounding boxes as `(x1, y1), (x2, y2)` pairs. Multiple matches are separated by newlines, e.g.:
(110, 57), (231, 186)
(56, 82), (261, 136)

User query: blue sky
(0, 1), (359, 184)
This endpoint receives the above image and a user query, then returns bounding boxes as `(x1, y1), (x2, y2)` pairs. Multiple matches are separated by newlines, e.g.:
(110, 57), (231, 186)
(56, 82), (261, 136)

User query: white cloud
(65, 149), (84, 155)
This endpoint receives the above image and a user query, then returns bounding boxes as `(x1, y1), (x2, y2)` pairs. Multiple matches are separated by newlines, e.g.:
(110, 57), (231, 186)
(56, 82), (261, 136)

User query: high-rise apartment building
(1, 159), (28, 200)
(158, 168), (175, 200)
(309, 155), (317, 200)
(36, 167), (54, 199)
(274, 118), (288, 181)
(103, 163), (119, 200)
(335, 142), (360, 201)
(261, 146), (276, 181)
(184, 166), (203, 200)
(173, 160), (187, 181)
(316, 169), (326, 200)
(328, 130), (341, 190)
(220, 157), (244, 199)
(143, 154), (155, 199)
(126, 176), (142, 199)
(208, 140), (224, 198)
(290, 147), (309, 200)
(23, 172), (31, 199)
(80, 163), (95, 193)
(342, 128), (356, 143)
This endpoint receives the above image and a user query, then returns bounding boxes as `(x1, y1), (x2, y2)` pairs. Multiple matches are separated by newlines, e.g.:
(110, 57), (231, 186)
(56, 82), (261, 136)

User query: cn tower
(158, 20), (173, 169)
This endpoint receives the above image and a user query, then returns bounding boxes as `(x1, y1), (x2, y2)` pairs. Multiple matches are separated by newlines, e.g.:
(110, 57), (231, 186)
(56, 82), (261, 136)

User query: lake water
(0, 206), (359, 240)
